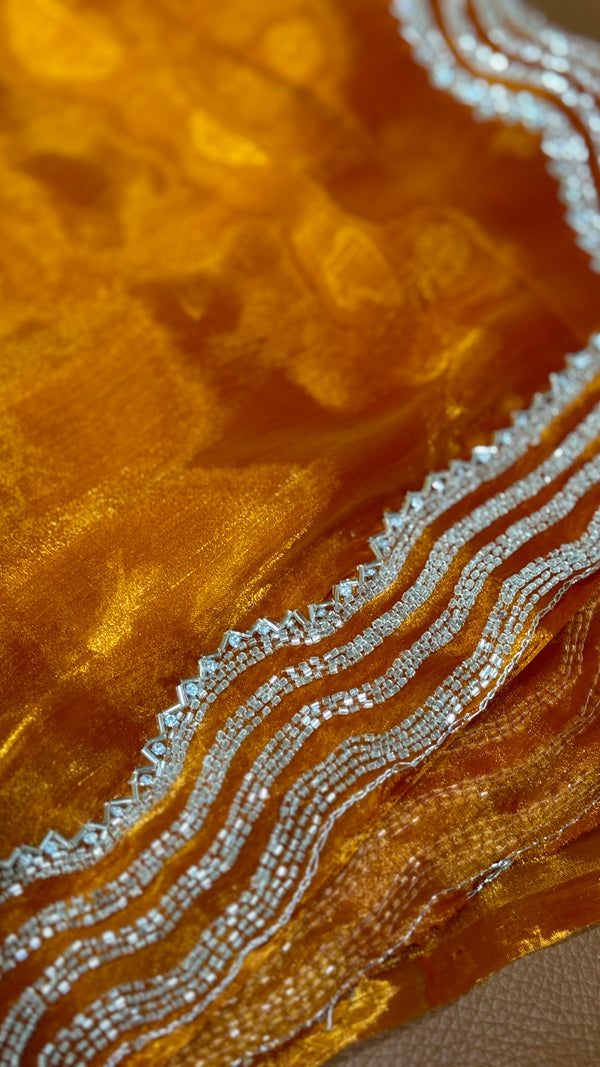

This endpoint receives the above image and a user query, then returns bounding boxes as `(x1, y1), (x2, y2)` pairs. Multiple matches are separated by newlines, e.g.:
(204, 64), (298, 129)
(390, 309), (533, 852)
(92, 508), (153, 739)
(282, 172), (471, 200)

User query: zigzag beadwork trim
(1, 337), (600, 898)
(5, 444), (600, 1065)
(392, 0), (600, 266)
(4, 389), (600, 978)
(16, 510), (600, 1066)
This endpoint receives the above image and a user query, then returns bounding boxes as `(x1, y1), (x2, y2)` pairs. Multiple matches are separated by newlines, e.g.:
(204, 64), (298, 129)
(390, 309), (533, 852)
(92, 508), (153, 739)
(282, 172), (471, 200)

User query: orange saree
(1, 1), (600, 1064)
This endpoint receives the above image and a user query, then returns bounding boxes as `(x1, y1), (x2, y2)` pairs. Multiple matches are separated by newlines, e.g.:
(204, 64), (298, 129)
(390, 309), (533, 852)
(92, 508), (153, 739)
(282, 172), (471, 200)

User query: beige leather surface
(327, 923), (600, 1067)
(537, 1), (600, 40)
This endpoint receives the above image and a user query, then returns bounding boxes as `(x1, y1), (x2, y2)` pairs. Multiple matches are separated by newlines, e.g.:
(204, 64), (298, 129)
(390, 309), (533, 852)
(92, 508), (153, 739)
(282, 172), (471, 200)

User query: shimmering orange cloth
(2, 1), (600, 1064)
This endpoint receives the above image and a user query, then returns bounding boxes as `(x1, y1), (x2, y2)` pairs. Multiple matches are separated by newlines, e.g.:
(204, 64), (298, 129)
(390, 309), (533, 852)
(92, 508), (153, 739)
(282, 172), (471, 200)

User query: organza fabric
(1, 1), (600, 1065)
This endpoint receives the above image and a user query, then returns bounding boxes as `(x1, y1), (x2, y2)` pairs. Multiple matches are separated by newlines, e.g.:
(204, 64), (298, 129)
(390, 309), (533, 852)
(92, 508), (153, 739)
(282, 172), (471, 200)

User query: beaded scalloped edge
(5, 336), (599, 890)
(3, 0), (600, 886)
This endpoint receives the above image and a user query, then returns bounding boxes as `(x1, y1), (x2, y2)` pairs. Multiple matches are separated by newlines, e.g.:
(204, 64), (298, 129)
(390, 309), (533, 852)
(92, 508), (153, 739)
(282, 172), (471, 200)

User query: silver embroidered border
(4, 395), (600, 976)
(3, 337), (600, 894)
(5, 449), (600, 1063)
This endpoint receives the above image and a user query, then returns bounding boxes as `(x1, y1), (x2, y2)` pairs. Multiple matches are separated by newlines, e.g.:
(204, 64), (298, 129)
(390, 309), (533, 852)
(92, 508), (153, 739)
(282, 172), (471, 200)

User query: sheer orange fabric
(1, 1), (600, 1065)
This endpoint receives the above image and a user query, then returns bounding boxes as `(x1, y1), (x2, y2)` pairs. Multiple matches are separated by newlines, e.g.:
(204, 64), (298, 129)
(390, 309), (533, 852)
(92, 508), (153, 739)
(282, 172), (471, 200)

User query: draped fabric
(1, 1), (600, 1064)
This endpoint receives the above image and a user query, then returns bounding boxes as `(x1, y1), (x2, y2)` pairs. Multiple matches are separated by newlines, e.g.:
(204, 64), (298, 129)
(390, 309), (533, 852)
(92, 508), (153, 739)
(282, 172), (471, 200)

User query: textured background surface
(538, 1), (600, 39)
(328, 922), (600, 1067)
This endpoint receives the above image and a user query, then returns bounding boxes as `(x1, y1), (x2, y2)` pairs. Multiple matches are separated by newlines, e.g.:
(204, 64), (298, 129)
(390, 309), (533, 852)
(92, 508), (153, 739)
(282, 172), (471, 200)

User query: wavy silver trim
(4, 394), (600, 976)
(2, 337), (599, 896)
(47, 518), (600, 1064)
